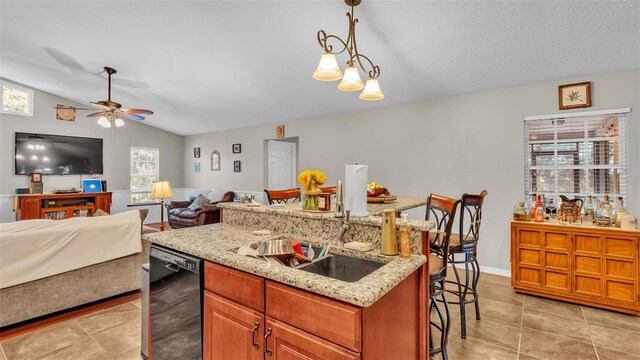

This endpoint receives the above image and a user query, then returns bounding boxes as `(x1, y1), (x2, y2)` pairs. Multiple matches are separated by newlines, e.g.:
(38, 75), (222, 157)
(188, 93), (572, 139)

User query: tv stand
(15, 192), (112, 220)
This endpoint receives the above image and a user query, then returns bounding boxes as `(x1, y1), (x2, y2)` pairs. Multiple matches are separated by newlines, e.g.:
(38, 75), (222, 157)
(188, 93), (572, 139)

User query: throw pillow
(187, 194), (211, 211)
(93, 209), (110, 216)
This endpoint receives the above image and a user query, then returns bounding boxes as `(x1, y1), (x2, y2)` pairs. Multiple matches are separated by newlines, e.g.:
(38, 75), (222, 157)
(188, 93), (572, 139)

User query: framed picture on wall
(194, 147), (201, 158)
(232, 143), (241, 154)
(211, 150), (220, 171)
(195, 162), (201, 173)
(558, 82), (591, 110)
(276, 124), (285, 139)
(234, 160), (241, 173)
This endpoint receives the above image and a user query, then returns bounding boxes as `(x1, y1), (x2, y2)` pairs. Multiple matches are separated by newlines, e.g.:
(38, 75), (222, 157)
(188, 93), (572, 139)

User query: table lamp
(151, 180), (174, 231)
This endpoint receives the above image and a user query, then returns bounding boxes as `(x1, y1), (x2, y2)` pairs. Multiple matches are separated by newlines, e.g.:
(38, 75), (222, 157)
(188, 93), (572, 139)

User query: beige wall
(184, 69), (640, 272)
(0, 80), (184, 194)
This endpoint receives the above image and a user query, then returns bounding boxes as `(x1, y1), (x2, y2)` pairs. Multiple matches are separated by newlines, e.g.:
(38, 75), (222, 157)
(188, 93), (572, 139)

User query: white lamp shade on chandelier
(97, 115), (126, 128)
(312, 53), (343, 81)
(359, 78), (384, 101)
(337, 66), (365, 91)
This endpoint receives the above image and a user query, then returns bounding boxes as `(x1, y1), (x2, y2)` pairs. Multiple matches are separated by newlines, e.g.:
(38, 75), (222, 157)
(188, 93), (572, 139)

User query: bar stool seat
(429, 254), (444, 275)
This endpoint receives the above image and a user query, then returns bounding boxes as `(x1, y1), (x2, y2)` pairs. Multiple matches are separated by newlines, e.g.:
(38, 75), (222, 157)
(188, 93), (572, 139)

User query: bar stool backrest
(264, 188), (301, 204)
(426, 193), (461, 279)
(458, 190), (488, 252)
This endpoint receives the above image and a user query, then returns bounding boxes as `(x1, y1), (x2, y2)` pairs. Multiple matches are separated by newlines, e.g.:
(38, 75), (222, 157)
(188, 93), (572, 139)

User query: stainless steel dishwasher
(150, 245), (203, 360)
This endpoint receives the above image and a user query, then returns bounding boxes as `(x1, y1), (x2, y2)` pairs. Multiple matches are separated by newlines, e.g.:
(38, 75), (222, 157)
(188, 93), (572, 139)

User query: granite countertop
(143, 223), (426, 307)
(219, 196), (432, 231)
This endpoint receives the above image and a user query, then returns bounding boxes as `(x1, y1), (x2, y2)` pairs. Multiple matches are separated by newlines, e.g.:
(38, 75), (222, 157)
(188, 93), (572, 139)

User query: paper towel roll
(345, 164), (369, 217)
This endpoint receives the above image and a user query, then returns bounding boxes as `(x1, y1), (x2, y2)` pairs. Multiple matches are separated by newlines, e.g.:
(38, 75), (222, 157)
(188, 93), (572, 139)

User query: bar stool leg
(430, 280), (450, 360)
(472, 256), (481, 320)
(451, 261), (466, 339)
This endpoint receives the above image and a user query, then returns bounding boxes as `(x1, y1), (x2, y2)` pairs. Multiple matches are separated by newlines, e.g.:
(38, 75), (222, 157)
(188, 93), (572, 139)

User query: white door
(267, 140), (296, 190)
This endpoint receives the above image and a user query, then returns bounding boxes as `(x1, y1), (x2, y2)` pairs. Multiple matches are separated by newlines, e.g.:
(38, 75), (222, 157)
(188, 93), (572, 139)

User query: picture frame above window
(195, 162), (201, 173)
(211, 150), (220, 171)
(232, 143), (241, 154)
(558, 81), (591, 110)
(194, 147), (200, 158)
(234, 160), (241, 173)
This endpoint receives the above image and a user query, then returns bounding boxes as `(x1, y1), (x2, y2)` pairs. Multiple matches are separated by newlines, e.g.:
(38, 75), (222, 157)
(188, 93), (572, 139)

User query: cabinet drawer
(204, 262), (264, 312)
(266, 281), (361, 352)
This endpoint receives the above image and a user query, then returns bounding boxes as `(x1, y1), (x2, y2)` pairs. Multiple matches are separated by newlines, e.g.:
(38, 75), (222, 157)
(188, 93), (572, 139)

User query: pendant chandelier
(313, 0), (384, 101)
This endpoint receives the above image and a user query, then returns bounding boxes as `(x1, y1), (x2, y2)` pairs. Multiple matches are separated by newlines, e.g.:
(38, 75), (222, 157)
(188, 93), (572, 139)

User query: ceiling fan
(56, 66), (153, 128)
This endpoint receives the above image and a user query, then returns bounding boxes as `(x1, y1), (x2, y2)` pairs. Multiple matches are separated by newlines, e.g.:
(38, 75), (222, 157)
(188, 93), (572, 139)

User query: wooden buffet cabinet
(15, 192), (112, 220)
(202, 261), (425, 360)
(511, 221), (640, 314)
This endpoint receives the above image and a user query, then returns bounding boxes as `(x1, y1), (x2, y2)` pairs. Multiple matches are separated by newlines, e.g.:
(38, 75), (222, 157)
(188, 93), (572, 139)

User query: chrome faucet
(334, 180), (350, 246)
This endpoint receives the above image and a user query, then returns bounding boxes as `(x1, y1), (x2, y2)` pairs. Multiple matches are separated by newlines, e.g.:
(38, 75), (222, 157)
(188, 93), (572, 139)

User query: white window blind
(524, 111), (629, 204)
(130, 147), (159, 202)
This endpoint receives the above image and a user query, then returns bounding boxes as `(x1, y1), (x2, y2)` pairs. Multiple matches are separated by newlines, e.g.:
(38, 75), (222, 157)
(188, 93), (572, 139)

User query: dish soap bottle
(398, 214), (411, 258)
(381, 209), (398, 255)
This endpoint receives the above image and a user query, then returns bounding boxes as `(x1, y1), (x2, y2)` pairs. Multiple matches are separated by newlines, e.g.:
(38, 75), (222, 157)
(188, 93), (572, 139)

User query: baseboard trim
(451, 263), (511, 278)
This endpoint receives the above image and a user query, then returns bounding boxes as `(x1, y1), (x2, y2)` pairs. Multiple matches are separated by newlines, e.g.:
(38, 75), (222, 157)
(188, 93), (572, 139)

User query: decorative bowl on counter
(367, 187), (389, 197)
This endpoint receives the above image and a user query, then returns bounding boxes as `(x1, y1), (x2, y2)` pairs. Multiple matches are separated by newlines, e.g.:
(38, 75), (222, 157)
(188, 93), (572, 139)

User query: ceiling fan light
(338, 66), (365, 91)
(97, 116), (110, 127)
(359, 78), (384, 101)
(114, 118), (125, 127)
(312, 53), (343, 81)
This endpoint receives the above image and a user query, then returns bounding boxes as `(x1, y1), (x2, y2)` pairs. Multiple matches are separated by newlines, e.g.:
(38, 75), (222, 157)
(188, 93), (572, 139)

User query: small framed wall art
(30, 172), (42, 183)
(558, 81), (591, 110)
(276, 124), (285, 139)
(195, 162), (201, 173)
(211, 150), (220, 171)
(232, 143), (241, 154)
(194, 147), (201, 158)
(234, 160), (241, 173)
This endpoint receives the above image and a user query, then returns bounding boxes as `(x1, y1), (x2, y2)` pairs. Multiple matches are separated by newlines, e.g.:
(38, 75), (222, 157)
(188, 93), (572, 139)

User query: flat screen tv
(15, 132), (104, 175)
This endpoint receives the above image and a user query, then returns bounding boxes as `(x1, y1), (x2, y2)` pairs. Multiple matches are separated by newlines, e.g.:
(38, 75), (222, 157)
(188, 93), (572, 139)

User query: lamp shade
(97, 116), (111, 128)
(150, 180), (174, 199)
(312, 53), (343, 81)
(338, 66), (365, 91)
(114, 118), (125, 127)
(359, 78), (384, 101)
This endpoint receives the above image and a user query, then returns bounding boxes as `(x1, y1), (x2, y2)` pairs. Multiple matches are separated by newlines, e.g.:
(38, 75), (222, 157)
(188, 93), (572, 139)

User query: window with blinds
(524, 111), (629, 204)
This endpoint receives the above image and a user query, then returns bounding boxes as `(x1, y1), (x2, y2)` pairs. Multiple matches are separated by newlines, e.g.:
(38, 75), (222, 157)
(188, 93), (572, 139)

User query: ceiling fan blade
(91, 102), (111, 111)
(86, 111), (105, 117)
(118, 113), (145, 121)
(119, 108), (154, 115)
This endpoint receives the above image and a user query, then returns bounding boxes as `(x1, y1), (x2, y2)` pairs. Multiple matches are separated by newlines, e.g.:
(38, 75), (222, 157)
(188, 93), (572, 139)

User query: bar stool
(264, 188), (301, 204)
(446, 190), (488, 339)
(426, 193), (461, 360)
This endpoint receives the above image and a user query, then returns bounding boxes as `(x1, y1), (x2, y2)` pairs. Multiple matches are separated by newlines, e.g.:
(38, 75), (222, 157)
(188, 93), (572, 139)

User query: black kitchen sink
(297, 252), (386, 283)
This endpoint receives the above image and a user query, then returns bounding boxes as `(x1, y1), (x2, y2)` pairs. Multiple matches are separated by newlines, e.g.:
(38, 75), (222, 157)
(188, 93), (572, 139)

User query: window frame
(130, 146), (160, 203)
(523, 108), (630, 204)
(1, 80), (34, 117)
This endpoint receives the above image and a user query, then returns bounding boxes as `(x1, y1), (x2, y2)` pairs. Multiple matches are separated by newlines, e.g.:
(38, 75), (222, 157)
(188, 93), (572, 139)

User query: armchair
(165, 191), (236, 228)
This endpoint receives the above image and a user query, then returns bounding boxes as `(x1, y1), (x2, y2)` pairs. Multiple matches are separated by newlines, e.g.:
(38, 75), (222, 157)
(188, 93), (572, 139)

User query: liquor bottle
(615, 197), (628, 228)
(529, 193), (537, 220)
(535, 194), (545, 222)
(601, 195), (613, 220)
(583, 196), (595, 225)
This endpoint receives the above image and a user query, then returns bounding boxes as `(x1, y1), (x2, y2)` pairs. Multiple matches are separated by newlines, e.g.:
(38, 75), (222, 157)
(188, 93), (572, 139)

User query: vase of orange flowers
(298, 170), (326, 211)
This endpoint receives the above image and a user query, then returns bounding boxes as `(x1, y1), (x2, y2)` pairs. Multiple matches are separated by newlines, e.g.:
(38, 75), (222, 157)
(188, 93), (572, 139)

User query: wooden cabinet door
(203, 291), (264, 360)
(603, 235), (638, 304)
(94, 193), (111, 213)
(573, 232), (604, 297)
(513, 226), (543, 288)
(265, 318), (360, 360)
(542, 230), (572, 293)
(20, 198), (40, 220)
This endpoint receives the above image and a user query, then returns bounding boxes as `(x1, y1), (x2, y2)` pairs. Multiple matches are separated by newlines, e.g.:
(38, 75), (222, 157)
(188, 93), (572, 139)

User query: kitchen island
(144, 200), (435, 360)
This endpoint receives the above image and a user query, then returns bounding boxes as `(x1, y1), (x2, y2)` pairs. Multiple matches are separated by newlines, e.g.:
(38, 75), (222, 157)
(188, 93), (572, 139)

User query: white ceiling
(1, 1), (639, 136)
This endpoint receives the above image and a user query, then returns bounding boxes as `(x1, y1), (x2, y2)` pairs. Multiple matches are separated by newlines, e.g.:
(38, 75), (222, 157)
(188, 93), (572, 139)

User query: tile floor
(0, 272), (638, 360)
